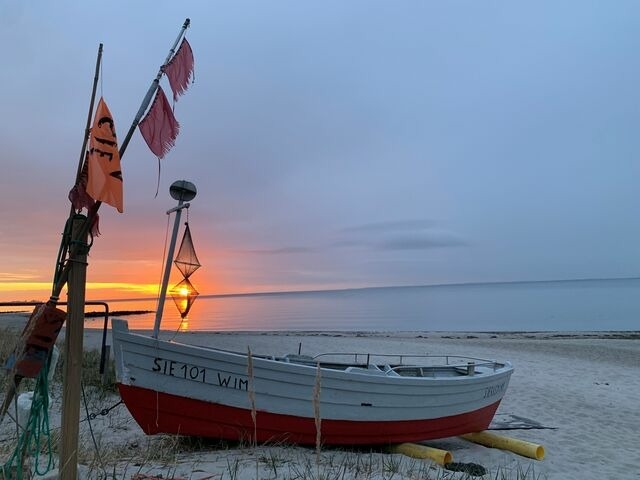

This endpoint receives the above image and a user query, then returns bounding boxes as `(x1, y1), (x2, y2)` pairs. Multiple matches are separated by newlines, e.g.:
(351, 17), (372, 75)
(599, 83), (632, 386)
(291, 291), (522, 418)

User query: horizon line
(84, 275), (640, 303)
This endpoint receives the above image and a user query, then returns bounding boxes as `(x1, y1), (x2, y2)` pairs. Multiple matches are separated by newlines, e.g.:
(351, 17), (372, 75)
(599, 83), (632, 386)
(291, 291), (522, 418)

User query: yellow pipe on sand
(461, 431), (545, 460)
(388, 443), (453, 465)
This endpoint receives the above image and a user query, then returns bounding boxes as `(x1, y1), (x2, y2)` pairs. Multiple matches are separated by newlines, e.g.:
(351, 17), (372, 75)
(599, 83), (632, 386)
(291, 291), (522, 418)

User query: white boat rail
(311, 352), (505, 372)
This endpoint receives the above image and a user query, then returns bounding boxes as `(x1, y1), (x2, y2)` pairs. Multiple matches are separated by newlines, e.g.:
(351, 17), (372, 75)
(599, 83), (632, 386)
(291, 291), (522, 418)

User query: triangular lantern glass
(170, 278), (199, 319)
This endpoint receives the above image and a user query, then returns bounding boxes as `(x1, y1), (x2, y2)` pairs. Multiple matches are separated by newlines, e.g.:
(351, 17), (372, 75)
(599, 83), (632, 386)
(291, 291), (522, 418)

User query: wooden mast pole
(59, 216), (89, 480)
(58, 42), (103, 480)
(53, 43), (103, 297)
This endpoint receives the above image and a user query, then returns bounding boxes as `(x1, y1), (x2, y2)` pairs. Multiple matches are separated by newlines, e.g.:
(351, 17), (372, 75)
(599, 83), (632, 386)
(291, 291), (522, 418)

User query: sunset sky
(1, 1), (639, 303)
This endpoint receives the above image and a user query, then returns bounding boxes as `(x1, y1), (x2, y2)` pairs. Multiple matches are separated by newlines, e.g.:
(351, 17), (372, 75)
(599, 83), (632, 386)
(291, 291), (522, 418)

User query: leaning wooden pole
(59, 215), (89, 480)
(54, 43), (103, 293)
(58, 42), (103, 480)
(74, 44), (104, 188)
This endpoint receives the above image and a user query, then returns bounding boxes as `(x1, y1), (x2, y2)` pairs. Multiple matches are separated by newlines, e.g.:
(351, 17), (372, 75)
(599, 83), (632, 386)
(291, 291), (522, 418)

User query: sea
(82, 278), (640, 333)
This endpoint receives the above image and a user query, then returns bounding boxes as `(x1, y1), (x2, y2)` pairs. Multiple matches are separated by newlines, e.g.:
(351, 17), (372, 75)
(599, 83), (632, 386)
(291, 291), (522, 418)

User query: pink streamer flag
(138, 86), (180, 159)
(164, 38), (194, 102)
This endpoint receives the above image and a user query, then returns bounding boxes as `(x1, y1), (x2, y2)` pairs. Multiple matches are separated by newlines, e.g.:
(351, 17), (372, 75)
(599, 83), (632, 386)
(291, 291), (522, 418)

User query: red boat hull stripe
(118, 384), (501, 445)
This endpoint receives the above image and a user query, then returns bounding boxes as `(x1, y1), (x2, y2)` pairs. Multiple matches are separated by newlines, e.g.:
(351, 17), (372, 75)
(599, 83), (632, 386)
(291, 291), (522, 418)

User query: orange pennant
(86, 98), (123, 212)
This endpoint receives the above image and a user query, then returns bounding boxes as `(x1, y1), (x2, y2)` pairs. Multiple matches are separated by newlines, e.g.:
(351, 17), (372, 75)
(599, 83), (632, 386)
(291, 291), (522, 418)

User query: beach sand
(1, 313), (639, 479)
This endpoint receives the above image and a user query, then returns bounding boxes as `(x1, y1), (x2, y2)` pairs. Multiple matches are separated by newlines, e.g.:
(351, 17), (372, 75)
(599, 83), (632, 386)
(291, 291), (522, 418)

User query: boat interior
(264, 352), (505, 377)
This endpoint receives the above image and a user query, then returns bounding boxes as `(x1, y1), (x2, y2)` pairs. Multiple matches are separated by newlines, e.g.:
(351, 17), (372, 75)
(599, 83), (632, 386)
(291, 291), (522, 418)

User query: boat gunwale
(112, 319), (513, 384)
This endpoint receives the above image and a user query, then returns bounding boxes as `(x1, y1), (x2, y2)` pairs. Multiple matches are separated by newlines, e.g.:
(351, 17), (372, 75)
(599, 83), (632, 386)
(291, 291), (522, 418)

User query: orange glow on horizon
(0, 265), (363, 304)
(0, 274), (234, 303)
(0, 278), (370, 303)
(0, 281), (161, 302)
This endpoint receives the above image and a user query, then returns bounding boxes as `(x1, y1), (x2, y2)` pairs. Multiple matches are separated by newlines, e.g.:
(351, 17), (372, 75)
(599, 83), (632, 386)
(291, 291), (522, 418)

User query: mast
(74, 44), (104, 186)
(153, 180), (197, 338)
(60, 43), (103, 480)
(52, 44), (104, 293)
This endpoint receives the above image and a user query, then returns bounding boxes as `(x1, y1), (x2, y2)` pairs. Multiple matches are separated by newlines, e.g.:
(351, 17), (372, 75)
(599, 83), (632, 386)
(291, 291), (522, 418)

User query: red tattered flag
(164, 38), (194, 102)
(69, 157), (94, 212)
(138, 86), (180, 159)
(68, 159), (101, 236)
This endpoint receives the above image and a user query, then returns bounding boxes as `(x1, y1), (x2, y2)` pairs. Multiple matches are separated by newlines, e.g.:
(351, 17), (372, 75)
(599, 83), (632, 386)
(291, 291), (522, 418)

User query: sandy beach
(1, 313), (639, 479)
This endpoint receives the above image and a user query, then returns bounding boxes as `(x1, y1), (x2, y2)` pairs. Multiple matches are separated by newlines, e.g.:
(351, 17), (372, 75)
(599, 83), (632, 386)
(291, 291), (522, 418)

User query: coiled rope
(2, 363), (54, 479)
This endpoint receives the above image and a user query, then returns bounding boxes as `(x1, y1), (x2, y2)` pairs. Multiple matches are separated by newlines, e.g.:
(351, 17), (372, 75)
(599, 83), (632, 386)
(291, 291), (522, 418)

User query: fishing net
(173, 223), (200, 279)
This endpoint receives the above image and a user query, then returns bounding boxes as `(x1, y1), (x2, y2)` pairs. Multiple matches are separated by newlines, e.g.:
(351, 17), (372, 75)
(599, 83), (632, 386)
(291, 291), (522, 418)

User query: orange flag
(86, 98), (123, 212)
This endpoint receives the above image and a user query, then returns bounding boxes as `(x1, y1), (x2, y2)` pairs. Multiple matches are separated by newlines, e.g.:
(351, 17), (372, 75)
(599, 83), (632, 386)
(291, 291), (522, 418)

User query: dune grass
(66, 425), (545, 480)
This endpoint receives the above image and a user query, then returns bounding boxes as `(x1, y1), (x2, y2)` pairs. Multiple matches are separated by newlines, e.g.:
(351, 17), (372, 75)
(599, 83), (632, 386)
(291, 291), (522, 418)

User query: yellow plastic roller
(388, 442), (453, 465)
(461, 431), (545, 460)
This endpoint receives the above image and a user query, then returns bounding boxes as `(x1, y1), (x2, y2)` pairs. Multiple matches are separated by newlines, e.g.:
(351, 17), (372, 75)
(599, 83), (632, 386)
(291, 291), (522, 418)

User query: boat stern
(111, 318), (131, 384)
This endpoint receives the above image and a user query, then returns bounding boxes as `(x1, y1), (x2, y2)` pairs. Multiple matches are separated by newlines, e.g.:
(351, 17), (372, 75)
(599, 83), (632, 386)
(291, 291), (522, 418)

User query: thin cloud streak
(334, 219), (467, 251)
(377, 235), (467, 250)
(0, 272), (42, 282)
(239, 246), (315, 255)
(340, 219), (438, 234)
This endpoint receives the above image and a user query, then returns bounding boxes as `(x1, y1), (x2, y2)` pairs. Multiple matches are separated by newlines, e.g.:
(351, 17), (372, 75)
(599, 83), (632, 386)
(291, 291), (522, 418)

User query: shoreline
(2, 312), (639, 340)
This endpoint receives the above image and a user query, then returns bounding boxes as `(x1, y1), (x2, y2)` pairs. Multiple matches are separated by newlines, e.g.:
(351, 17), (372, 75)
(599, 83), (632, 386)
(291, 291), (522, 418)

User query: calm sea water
(84, 278), (640, 332)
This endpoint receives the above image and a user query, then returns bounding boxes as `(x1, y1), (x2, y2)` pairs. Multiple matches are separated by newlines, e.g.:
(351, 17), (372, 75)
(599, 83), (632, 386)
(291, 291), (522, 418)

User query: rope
(169, 318), (187, 341)
(52, 216), (74, 293)
(81, 382), (107, 476)
(2, 363), (54, 478)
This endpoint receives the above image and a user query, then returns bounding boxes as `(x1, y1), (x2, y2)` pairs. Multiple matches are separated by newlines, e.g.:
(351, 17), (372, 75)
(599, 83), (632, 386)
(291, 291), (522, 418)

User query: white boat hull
(112, 319), (513, 445)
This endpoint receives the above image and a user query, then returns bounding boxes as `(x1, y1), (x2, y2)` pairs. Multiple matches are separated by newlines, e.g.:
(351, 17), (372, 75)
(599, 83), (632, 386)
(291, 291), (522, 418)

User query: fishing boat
(111, 181), (514, 445)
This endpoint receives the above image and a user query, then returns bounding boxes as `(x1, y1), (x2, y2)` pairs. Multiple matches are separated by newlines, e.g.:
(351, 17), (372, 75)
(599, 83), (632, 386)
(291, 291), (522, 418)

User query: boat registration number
(483, 381), (506, 399)
(151, 357), (249, 391)
(152, 357), (206, 383)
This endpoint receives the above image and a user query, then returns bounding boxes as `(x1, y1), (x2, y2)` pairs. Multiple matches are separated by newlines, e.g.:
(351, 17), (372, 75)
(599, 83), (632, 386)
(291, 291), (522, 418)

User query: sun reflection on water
(178, 317), (189, 332)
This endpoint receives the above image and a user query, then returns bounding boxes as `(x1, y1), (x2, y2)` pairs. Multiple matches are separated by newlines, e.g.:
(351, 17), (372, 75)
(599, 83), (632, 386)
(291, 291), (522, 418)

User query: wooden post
(60, 214), (89, 480)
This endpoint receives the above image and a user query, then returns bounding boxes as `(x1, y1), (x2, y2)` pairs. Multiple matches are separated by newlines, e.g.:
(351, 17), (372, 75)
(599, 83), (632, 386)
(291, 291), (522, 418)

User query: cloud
(340, 219), (437, 234)
(335, 219), (467, 251)
(0, 272), (42, 282)
(377, 234), (467, 250)
(236, 219), (467, 255)
(239, 246), (315, 255)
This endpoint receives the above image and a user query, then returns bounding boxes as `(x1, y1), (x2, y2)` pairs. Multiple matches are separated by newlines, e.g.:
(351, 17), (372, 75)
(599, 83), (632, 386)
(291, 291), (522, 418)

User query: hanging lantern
(170, 278), (199, 319)
(171, 221), (201, 319)
(174, 223), (201, 279)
